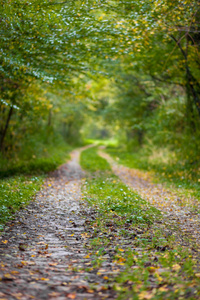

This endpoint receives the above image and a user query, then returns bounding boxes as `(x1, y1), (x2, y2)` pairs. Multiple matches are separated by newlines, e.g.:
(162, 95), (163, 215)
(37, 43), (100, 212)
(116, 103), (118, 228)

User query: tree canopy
(0, 0), (200, 175)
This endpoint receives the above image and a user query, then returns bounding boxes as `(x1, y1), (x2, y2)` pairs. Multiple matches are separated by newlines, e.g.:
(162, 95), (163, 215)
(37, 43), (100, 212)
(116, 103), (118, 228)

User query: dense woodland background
(0, 0), (200, 182)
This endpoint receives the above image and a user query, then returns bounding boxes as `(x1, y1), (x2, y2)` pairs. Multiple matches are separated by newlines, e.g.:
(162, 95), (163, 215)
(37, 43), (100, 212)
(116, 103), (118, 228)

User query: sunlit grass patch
(84, 138), (119, 147)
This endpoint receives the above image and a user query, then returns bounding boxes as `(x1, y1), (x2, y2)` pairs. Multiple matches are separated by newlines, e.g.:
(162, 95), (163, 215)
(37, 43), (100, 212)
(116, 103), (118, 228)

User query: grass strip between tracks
(80, 146), (200, 300)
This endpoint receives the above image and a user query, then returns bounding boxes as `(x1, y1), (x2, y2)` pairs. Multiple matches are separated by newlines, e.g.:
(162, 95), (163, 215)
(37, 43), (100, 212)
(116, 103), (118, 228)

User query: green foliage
(0, 0), (200, 196)
(0, 133), (72, 178)
(0, 175), (43, 228)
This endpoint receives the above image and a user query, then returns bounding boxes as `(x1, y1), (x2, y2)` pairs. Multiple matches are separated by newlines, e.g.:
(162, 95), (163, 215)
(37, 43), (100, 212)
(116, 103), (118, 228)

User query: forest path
(99, 150), (200, 250)
(0, 147), (116, 300)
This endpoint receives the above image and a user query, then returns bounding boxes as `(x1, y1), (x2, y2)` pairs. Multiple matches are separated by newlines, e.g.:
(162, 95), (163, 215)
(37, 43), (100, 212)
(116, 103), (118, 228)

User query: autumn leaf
(138, 291), (154, 300)
(172, 264), (181, 271)
(2, 240), (8, 244)
(66, 293), (76, 299)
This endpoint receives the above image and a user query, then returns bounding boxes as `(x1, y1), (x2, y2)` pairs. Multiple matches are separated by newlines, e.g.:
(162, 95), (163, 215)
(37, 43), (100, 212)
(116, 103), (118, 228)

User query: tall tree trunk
(0, 105), (13, 152)
(171, 35), (200, 118)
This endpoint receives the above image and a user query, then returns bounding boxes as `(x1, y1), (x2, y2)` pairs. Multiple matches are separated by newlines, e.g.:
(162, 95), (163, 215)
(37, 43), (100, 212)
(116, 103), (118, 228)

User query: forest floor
(0, 146), (200, 300)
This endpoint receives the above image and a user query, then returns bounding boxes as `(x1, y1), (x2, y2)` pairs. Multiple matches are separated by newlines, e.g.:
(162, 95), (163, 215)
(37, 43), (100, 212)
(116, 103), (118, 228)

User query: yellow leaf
(138, 291), (153, 299)
(11, 271), (19, 275)
(172, 264), (181, 271)
(2, 240), (8, 244)
(67, 293), (76, 299)
(159, 286), (168, 292)
(4, 273), (12, 278)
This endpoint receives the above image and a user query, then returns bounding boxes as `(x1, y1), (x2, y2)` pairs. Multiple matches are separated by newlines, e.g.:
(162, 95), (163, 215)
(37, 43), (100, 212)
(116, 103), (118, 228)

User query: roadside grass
(106, 147), (200, 201)
(0, 142), (73, 178)
(0, 142), (72, 229)
(0, 176), (43, 230)
(80, 147), (200, 300)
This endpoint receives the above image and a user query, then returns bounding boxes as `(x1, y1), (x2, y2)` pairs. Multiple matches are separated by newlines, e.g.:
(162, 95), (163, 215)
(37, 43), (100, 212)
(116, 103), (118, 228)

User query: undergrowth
(106, 147), (200, 200)
(80, 146), (200, 300)
(0, 137), (73, 178)
(0, 139), (73, 229)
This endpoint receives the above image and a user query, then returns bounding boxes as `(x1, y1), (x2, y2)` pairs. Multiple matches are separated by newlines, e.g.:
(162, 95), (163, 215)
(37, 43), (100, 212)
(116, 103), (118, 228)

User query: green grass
(0, 141), (73, 229)
(0, 175), (43, 229)
(84, 138), (119, 147)
(81, 146), (112, 172)
(0, 143), (73, 178)
(80, 146), (200, 300)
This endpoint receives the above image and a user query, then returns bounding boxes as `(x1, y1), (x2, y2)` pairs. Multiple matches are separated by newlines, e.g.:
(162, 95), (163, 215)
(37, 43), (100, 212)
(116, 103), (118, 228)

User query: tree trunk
(171, 35), (200, 118)
(0, 105), (13, 152)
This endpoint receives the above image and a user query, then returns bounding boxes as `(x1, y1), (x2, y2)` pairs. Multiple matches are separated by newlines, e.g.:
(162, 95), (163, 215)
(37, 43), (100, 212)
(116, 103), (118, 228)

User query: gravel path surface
(99, 151), (200, 249)
(0, 148), (116, 300)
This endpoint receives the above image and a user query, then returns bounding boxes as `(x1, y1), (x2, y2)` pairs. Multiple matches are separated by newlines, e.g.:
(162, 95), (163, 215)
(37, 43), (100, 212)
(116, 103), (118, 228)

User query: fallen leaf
(147, 266), (156, 273)
(11, 293), (23, 300)
(66, 293), (76, 299)
(0, 292), (6, 297)
(172, 264), (181, 271)
(11, 271), (19, 275)
(158, 286), (168, 292)
(48, 292), (61, 297)
(49, 262), (58, 266)
(138, 291), (153, 299)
